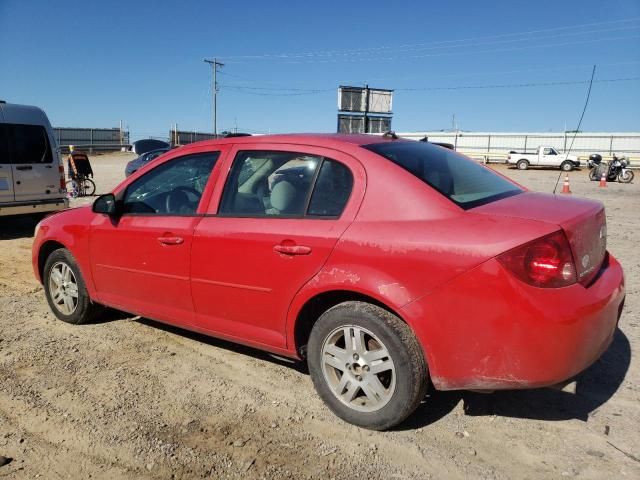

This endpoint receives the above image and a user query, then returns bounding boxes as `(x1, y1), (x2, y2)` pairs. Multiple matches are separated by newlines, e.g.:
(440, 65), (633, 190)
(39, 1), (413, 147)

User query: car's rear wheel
(43, 248), (99, 324)
(516, 159), (529, 170)
(307, 301), (428, 430)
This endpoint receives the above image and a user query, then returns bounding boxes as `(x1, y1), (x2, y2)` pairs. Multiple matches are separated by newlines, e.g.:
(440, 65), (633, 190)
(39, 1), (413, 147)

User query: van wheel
(307, 301), (428, 430)
(516, 159), (529, 170)
(560, 161), (573, 172)
(43, 248), (99, 324)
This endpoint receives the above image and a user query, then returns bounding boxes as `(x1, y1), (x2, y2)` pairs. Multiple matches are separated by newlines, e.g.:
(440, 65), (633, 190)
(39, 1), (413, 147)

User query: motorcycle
(588, 153), (634, 183)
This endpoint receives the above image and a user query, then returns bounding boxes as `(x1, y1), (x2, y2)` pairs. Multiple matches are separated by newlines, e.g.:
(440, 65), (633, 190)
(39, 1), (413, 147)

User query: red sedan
(32, 134), (625, 430)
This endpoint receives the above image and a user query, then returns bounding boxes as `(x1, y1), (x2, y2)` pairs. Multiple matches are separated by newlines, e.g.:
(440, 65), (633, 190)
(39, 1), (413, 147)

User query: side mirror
(93, 193), (118, 215)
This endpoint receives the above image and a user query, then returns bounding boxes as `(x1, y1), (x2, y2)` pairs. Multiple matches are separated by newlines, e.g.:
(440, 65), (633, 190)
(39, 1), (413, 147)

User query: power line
(553, 65), (597, 194)
(237, 34), (640, 65)
(394, 76), (640, 91)
(220, 76), (639, 97)
(220, 17), (640, 61)
(218, 60), (640, 89)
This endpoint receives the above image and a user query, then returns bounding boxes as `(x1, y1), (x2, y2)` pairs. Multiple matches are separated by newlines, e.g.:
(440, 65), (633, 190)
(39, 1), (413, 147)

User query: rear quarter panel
(285, 150), (557, 352)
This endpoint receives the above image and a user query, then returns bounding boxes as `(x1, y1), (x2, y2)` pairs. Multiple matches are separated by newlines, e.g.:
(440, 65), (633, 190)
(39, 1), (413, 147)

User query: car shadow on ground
(0, 215), (39, 240)
(136, 317), (310, 374)
(398, 328), (631, 430)
(90, 311), (630, 430)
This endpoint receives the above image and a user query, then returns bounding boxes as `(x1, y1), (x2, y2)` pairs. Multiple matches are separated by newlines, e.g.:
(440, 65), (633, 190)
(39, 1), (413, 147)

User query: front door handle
(274, 244), (312, 255)
(158, 236), (184, 245)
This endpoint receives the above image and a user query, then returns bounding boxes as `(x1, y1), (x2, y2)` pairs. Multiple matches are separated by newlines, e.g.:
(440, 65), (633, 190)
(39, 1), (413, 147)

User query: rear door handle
(158, 236), (184, 245)
(16, 165), (33, 171)
(273, 244), (312, 255)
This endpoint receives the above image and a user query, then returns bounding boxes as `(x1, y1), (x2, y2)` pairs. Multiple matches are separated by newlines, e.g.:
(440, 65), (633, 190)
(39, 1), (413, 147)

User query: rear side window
(364, 141), (522, 209)
(308, 160), (353, 216)
(219, 151), (353, 218)
(220, 151), (320, 216)
(7, 124), (54, 164)
(0, 125), (9, 163)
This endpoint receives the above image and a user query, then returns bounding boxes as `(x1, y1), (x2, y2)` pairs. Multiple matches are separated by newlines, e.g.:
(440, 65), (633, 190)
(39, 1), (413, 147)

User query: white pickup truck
(507, 146), (581, 171)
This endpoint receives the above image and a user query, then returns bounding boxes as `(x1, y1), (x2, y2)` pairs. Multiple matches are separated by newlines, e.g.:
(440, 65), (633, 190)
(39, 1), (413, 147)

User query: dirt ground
(0, 153), (638, 479)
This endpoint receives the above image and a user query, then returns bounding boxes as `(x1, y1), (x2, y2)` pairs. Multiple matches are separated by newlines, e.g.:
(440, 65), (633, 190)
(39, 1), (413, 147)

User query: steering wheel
(165, 186), (200, 213)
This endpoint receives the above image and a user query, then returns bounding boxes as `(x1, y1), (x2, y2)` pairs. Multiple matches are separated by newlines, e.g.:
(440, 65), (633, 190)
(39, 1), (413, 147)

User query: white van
(0, 101), (68, 216)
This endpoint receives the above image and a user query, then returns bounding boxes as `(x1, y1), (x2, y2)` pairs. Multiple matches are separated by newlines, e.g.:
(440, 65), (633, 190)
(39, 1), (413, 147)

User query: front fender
(32, 208), (97, 299)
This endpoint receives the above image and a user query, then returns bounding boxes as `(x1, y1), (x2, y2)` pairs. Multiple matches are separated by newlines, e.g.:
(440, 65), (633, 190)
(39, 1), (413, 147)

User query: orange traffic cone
(599, 172), (607, 187)
(561, 174), (572, 194)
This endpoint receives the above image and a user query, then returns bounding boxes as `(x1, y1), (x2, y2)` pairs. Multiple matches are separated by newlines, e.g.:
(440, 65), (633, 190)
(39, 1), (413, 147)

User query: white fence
(398, 131), (640, 162)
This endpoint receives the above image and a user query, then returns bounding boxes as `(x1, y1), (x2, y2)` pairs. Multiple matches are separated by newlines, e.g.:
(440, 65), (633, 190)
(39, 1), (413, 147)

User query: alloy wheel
(321, 325), (396, 412)
(48, 261), (79, 315)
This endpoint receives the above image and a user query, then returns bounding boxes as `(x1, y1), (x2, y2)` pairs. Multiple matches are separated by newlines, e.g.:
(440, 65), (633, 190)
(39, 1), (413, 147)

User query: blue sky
(1, 0), (639, 140)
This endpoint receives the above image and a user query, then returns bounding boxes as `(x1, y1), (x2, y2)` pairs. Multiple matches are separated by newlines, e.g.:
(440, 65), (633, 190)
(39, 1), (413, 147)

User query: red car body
(32, 134), (625, 391)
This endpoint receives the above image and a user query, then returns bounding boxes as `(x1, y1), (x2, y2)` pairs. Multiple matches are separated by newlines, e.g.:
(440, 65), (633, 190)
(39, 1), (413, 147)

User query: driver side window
(123, 152), (219, 215)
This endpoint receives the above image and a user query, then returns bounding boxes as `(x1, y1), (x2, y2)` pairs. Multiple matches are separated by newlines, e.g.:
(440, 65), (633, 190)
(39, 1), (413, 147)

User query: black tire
(307, 301), (428, 430)
(516, 159), (529, 170)
(589, 168), (600, 181)
(618, 170), (634, 183)
(560, 161), (573, 172)
(43, 248), (100, 325)
(82, 178), (96, 196)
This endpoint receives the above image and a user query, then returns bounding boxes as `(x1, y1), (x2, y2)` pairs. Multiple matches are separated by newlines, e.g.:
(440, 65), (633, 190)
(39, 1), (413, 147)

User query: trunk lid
(474, 192), (607, 285)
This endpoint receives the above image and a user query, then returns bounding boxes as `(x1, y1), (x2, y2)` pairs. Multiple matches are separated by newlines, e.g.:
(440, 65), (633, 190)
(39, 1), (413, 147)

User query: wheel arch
(37, 238), (98, 301)
(290, 288), (423, 363)
(38, 240), (67, 284)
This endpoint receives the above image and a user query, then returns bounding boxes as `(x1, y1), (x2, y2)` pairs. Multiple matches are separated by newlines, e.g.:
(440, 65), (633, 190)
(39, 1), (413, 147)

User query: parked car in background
(130, 139), (170, 156)
(0, 101), (68, 217)
(125, 147), (170, 177)
(33, 134), (624, 430)
(507, 146), (580, 171)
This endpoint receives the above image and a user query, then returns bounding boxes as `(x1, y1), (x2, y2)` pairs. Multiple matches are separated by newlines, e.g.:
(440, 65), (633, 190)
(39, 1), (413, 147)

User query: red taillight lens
(497, 230), (576, 288)
(59, 165), (66, 192)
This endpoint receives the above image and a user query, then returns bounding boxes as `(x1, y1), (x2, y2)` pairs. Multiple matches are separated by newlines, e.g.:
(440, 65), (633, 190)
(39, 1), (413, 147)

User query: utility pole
(204, 58), (224, 136)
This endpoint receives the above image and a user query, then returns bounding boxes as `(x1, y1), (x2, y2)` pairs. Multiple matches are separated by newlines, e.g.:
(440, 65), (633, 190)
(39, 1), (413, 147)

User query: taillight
(497, 230), (576, 288)
(59, 165), (66, 192)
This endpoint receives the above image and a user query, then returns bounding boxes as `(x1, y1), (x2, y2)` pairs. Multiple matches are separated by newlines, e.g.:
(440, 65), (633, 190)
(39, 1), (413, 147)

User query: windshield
(364, 141), (523, 209)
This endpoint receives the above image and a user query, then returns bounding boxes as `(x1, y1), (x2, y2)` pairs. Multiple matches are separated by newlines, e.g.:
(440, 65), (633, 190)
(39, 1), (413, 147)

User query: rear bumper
(0, 198), (69, 217)
(403, 254), (625, 391)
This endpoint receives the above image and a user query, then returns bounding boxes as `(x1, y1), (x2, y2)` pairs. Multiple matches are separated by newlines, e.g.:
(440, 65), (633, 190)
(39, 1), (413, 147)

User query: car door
(89, 150), (222, 325)
(7, 123), (59, 202)
(541, 147), (557, 166)
(0, 124), (14, 203)
(191, 144), (365, 350)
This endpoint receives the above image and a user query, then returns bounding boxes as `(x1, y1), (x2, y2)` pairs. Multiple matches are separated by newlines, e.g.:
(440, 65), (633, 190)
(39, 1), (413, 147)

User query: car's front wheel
(307, 301), (428, 430)
(43, 248), (99, 324)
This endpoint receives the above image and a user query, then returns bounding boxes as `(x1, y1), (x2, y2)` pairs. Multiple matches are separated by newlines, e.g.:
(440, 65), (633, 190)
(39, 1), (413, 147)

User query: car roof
(0, 102), (50, 126)
(186, 133), (404, 151)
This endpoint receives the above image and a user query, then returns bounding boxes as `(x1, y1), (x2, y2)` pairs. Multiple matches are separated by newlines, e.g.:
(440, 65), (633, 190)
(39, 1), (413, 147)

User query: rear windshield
(364, 141), (522, 209)
(0, 123), (54, 164)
